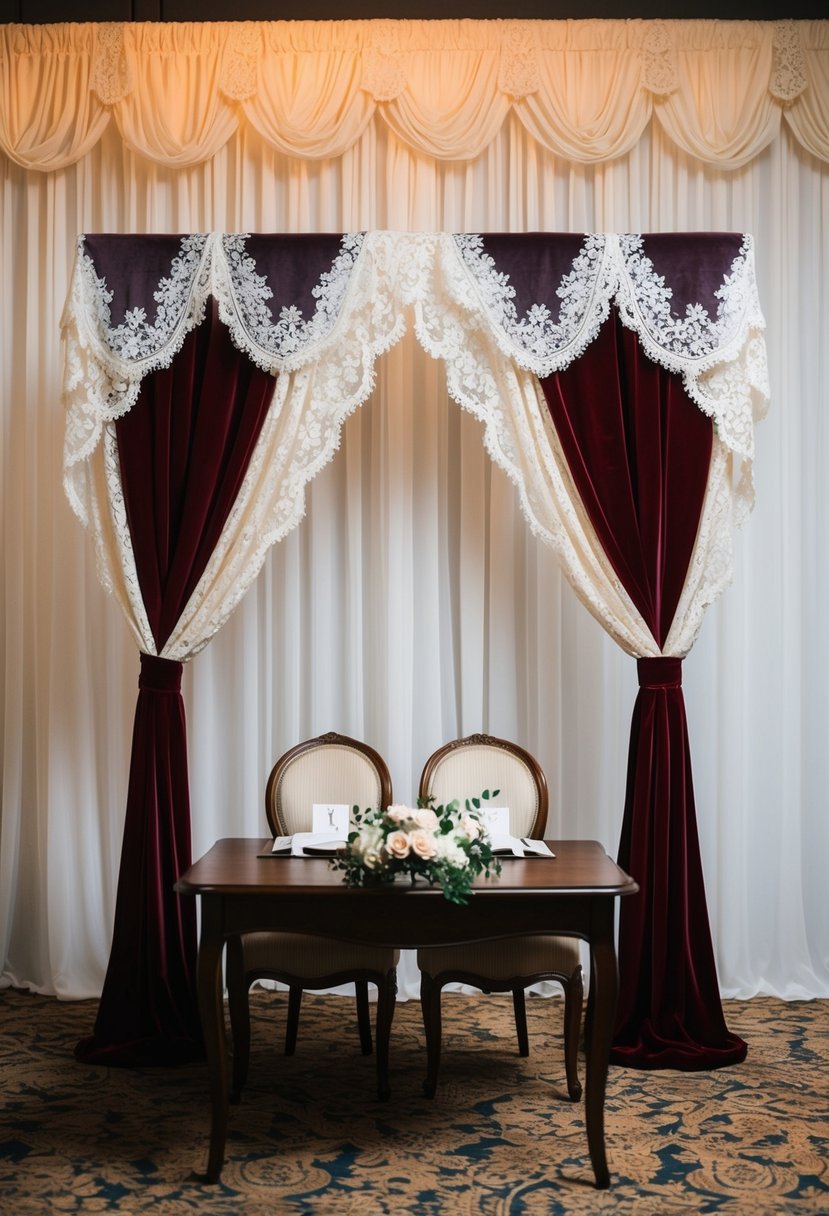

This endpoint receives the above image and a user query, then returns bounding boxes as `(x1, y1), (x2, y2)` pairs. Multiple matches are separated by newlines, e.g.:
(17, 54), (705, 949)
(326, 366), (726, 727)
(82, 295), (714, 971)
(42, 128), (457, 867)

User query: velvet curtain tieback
(612, 651), (747, 1070)
(636, 656), (682, 689)
(138, 653), (183, 693)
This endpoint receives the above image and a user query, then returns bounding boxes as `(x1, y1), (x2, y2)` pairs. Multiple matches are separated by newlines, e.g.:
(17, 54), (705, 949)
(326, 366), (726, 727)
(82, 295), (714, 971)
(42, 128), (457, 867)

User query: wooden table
(176, 837), (637, 1187)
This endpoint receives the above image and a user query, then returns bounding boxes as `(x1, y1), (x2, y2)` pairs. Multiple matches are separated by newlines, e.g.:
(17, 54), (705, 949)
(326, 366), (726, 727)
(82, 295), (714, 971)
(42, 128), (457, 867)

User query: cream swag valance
(3, 20), (828, 170)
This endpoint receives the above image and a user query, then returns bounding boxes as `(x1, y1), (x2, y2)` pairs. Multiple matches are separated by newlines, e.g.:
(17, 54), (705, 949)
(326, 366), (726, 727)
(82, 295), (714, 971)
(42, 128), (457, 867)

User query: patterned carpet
(1, 988), (827, 1215)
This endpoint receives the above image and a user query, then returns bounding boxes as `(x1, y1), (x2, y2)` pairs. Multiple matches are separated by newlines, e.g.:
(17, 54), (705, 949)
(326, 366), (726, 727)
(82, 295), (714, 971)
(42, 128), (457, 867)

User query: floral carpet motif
(1, 990), (827, 1214)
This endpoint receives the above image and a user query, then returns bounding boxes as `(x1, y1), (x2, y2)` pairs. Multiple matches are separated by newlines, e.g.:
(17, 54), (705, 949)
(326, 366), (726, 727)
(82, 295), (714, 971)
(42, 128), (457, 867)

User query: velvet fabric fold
(540, 313), (746, 1069)
(76, 307), (275, 1066)
(611, 658), (747, 1069)
(75, 654), (202, 1066)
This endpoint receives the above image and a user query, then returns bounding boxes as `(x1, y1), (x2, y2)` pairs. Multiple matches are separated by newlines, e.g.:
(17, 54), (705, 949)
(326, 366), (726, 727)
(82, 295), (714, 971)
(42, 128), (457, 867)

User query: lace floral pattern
(640, 21), (678, 97)
(163, 230), (407, 659)
(90, 234), (209, 364)
(219, 23), (260, 102)
(361, 21), (407, 102)
(771, 21), (808, 103)
(91, 23), (131, 106)
(497, 23), (540, 99)
(62, 234), (211, 522)
(216, 233), (366, 371)
(614, 233), (769, 503)
(63, 230), (769, 660)
(452, 233), (617, 377)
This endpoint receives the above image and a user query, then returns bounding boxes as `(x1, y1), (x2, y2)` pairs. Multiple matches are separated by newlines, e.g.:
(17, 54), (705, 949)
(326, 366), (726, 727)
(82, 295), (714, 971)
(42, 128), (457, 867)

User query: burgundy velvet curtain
(76, 305), (275, 1065)
(541, 314), (747, 1069)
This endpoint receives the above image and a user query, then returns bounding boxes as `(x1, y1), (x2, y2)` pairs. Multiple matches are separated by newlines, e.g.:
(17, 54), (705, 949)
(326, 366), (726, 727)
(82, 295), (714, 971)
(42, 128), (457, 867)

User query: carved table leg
(585, 902), (618, 1189)
(196, 897), (229, 1184)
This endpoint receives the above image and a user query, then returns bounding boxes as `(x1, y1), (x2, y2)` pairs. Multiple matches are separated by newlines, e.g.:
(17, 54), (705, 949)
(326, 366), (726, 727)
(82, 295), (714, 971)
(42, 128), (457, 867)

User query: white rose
(459, 814), (482, 840)
(386, 830), (411, 859)
(413, 807), (439, 831)
(386, 805), (414, 824)
(410, 828), (437, 861)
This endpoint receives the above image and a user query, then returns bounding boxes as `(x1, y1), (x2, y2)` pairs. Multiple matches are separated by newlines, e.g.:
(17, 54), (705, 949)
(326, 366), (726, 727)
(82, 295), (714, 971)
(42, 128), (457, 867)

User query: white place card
(312, 803), (350, 838)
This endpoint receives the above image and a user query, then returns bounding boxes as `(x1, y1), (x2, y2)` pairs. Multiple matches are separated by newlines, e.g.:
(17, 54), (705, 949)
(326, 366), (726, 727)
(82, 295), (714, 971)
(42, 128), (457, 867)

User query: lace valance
(63, 230), (769, 524)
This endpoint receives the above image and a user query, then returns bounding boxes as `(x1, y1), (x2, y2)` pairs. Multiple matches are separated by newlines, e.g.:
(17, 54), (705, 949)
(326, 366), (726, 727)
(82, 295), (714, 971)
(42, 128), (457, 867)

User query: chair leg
(355, 979), (373, 1056)
(374, 970), (397, 1101)
(226, 936), (250, 1104)
(512, 987), (530, 1056)
(420, 972), (442, 1098)
(285, 986), (303, 1056)
(563, 965), (584, 1102)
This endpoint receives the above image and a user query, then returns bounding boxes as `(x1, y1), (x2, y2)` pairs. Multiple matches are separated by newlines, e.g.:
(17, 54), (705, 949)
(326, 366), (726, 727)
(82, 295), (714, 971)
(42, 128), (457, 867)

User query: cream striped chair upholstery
(417, 734), (583, 1100)
(226, 732), (399, 1102)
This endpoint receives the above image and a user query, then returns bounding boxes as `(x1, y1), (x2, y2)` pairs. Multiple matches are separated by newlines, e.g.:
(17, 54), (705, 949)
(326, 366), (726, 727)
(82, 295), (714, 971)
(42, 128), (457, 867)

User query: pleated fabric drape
(76, 309), (275, 1064)
(541, 315), (745, 1067)
(615, 657), (746, 1068)
(4, 19), (826, 1054)
(2, 21), (827, 170)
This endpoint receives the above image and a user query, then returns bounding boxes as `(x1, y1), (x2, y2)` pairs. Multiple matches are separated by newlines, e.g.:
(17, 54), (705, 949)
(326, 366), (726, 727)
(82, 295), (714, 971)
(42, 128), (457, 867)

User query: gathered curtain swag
(62, 230), (768, 1069)
(2, 20), (828, 171)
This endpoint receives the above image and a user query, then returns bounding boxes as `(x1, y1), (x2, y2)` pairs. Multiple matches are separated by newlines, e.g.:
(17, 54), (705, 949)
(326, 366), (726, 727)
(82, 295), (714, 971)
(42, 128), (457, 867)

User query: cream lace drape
(62, 230), (768, 662)
(2, 20), (827, 171)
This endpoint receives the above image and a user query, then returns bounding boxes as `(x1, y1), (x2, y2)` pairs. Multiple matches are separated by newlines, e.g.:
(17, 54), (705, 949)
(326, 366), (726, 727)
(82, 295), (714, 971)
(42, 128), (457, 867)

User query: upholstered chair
(226, 731), (399, 1102)
(416, 734), (583, 1100)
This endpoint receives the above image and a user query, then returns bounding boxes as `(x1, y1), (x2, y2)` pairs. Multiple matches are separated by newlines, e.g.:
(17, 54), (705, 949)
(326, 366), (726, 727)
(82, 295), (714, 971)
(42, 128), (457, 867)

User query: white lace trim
(361, 21), (407, 102)
(219, 23), (260, 103)
(162, 230), (408, 659)
(640, 20), (678, 97)
(62, 232), (376, 523)
(91, 23), (131, 107)
(63, 230), (767, 660)
(497, 24), (540, 100)
(448, 230), (768, 513)
(613, 233), (769, 517)
(213, 233), (367, 373)
(62, 234), (212, 523)
(452, 233), (618, 378)
(771, 21), (808, 103)
(662, 437), (737, 656)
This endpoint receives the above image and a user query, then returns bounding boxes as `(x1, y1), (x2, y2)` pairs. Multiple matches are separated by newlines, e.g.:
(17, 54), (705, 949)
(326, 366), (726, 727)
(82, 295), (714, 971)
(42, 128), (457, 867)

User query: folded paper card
(271, 832), (345, 856)
(489, 835), (556, 857)
(472, 806), (554, 857)
(311, 803), (350, 836)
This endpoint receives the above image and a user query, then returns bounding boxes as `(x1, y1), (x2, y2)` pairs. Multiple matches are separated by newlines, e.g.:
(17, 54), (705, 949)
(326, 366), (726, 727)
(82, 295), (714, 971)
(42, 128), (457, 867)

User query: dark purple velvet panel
(541, 314), (711, 649)
(82, 234), (202, 329)
(76, 307), (275, 1066)
(468, 233), (590, 321)
(540, 314), (746, 1070)
(75, 655), (201, 1066)
(636, 233), (744, 318)
(116, 303), (276, 651)
(613, 659), (747, 1069)
(240, 234), (355, 322)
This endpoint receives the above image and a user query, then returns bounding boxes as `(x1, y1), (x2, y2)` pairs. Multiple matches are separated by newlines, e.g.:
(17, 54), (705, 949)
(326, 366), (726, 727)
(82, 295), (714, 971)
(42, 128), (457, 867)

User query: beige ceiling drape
(1, 20), (827, 171)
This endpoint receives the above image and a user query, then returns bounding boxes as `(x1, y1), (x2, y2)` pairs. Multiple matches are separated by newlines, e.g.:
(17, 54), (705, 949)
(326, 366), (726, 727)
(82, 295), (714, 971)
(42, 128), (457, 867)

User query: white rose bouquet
(329, 791), (502, 905)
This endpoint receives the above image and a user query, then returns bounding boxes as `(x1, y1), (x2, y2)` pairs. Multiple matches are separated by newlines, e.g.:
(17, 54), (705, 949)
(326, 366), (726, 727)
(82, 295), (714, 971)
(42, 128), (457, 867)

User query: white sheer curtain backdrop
(1, 114), (827, 1002)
